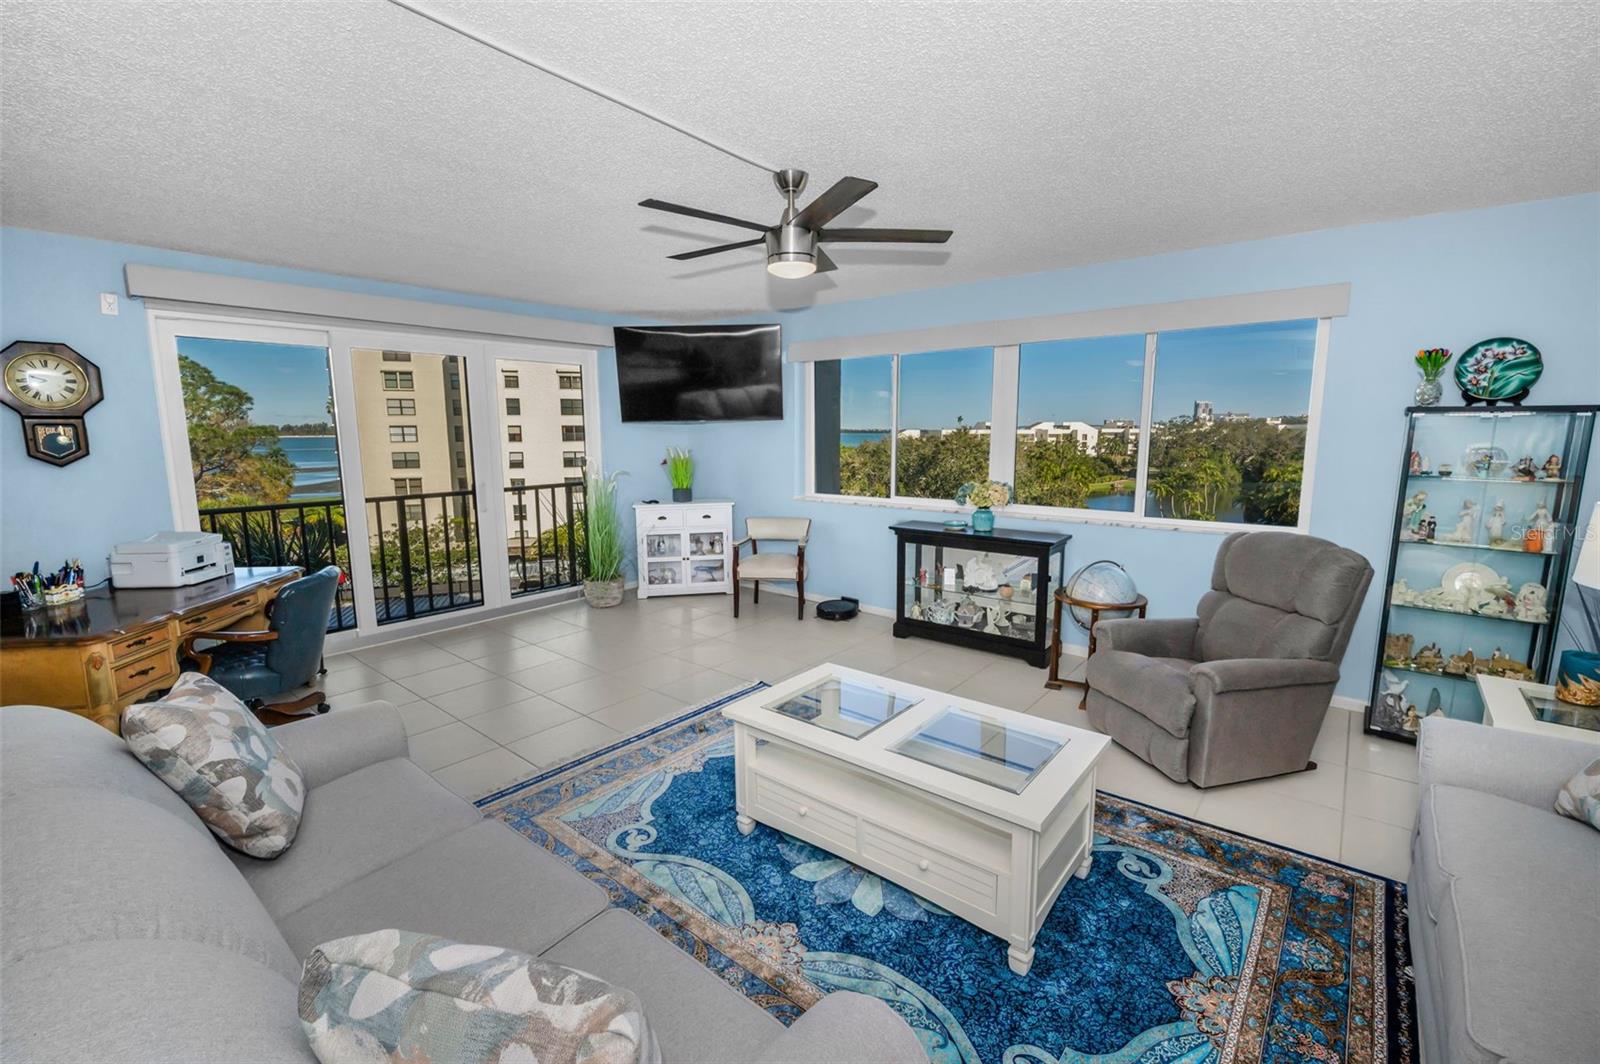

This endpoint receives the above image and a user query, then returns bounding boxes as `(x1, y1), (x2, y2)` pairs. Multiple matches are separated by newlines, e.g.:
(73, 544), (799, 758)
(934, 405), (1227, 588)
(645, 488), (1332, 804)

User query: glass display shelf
(1406, 474), (1572, 486)
(1397, 539), (1559, 556)
(889, 707), (1066, 794)
(762, 674), (921, 739)
(1388, 600), (1545, 624)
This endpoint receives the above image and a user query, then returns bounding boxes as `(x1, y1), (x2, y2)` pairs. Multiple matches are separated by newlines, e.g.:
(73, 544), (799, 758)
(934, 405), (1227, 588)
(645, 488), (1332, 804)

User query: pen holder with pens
(42, 584), (84, 606)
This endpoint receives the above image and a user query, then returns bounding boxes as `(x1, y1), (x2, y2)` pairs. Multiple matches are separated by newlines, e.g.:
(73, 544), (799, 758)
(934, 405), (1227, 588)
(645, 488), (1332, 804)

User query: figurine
(1515, 582), (1549, 623)
(1383, 632), (1415, 666)
(1409, 451), (1424, 475)
(1444, 649), (1477, 676)
(964, 554), (1001, 591)
(1401, 492), (1429, 539)
(1378, 672), (1410, 731)
(1484, 499), (1508, 545)
(1437, 463), (1453, 477)
(1510, 455), (1538, 482)
(1439, 499), (1479, 543)
(1542, 454), (1562, 480)
(1527, 501), (1554, 534)
(1485, 648), (1535, 681)
(1402, 703), (1421, 734)
(1421, 514), (1437, 542)
(1414, 642), (1445, 672)
(1389, 578), (1419, 605)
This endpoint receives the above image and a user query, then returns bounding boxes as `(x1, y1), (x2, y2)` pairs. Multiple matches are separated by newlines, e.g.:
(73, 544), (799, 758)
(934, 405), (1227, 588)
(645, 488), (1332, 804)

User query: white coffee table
(721, 663), (1110, 975)
(1477, 674), (1600, 744)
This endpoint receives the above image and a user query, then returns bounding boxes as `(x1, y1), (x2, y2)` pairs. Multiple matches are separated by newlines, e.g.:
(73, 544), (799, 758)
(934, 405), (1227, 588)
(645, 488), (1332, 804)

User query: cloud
(1124, 359), (1144, 367)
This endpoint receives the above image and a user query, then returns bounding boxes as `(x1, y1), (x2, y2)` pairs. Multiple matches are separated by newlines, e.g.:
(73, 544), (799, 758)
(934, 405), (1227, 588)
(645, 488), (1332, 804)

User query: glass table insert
(890, 706), (1066, 793)
(762, 675), (922, 739)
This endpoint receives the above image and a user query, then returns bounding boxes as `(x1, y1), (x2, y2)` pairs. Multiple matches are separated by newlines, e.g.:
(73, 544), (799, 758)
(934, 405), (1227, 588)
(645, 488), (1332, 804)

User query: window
(388, 425), (418, 443)
(503, 371), (519, 389)
(505, 397), (521, 416)
(392, 451), (420, 469)
(563, 450), (584, 468)
(507, 424), (523, 442)
(560, 398), (583, 416)
(895, 347), (993, 500)
(561, 425), (584, 442)
(512, 504), (528, 521)
(1145, 320), (1316, 526)
(806, 311), (1324, 529)
(454, 451), (466, 468)
(558, 373), (582, 390)
(1014, 334), (1145, 511)
(382, 370), (413, 390)
(393, 476), (423, 494)
(509, 477), (525, 487)
(508, 451), (525, 468)
(386, 398), (416, 416)
(565, 475), (584, 485)
(381, 351), (411, 362)
(453, 425), (463, 443)
(451, 400), (461, 416)
(448, 373), (460, 391)
(812, 355), (892, 498)
(456, 476), (469, 491)
(404, 501), (425, 523)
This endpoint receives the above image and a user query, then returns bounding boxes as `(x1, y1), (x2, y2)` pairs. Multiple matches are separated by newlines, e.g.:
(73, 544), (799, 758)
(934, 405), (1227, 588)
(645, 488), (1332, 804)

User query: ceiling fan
(640, 169), (953, 279)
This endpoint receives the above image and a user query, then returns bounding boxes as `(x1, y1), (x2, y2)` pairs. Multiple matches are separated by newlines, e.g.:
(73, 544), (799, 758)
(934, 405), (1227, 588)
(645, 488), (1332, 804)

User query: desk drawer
(179, 593), (257, 633)
(113, 650), (177, 697)
(638, 508), (684, 530)
(110, 625), (170, 663)
(859, 820), (1001, 918)
(685, 506), (729, 529)
(751, 773), (858, 855)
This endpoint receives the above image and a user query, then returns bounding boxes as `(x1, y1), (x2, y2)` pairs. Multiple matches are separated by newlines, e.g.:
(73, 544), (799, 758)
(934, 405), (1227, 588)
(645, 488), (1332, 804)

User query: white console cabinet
(634, 500), (734, 598)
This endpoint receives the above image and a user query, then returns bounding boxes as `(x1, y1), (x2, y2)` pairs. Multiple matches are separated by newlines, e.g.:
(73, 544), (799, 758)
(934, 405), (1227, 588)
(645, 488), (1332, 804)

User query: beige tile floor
(315, 590), (1418, 881)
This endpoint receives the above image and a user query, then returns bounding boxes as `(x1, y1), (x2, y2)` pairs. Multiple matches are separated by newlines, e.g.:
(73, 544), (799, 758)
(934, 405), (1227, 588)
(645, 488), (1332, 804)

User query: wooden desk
(0, 566), (300, 733)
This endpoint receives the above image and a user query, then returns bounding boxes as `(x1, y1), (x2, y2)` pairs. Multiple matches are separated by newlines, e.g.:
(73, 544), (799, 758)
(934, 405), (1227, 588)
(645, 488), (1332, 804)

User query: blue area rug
(480, 684), (1417, 1064)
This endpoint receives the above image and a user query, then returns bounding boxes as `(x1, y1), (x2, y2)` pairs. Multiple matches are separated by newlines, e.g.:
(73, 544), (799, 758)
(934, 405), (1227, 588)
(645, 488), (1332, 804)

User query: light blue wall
(6, 196), (1597, 704)
(598, 194), (1600, 700)
(0, 227), (620, 582)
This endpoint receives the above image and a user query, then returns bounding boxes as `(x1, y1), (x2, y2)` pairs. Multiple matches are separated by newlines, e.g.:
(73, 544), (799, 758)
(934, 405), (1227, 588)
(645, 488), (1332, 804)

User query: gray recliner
(1085, 531), (1373, 788)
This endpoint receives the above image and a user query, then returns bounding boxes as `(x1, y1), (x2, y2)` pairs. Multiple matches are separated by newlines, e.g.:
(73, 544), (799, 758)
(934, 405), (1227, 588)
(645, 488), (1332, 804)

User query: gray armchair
(1086, 531), (1372, 787)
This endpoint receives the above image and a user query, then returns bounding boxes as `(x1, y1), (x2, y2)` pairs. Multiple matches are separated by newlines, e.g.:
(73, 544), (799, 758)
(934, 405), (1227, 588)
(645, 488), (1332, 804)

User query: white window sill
(792, 493), (1304, 536)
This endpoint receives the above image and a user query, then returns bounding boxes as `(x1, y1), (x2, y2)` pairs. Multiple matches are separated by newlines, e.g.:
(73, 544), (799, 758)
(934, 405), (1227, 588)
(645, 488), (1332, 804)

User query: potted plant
(582, 469), (626, 608)
(1414, 347), (1452, 407)
(954, 480), (1012, 533)
(663, 448), (694, 502)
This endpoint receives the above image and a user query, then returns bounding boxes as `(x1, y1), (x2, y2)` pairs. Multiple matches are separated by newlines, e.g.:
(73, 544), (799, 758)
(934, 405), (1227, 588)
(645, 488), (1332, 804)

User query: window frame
(387, 424), (418, 443)
(804, 317), (1329, 534)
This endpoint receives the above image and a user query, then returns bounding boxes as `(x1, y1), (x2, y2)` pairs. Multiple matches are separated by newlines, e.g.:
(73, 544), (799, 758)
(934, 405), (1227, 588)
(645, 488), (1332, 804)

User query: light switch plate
(99, 293), (119, 315)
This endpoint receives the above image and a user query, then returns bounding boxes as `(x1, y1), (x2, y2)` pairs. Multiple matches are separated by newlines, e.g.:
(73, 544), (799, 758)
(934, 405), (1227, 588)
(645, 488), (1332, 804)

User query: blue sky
(177, 336), (332, 425)
(838, 320), (1317, 429)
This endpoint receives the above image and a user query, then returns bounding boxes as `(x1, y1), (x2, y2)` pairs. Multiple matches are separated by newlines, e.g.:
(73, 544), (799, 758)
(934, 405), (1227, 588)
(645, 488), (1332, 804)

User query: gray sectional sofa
(1411, 717), (1600, 1064)
(0, 702), (924, 1063)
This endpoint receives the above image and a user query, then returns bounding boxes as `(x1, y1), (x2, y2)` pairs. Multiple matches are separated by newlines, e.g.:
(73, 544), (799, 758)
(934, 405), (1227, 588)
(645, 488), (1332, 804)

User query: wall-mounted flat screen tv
(614, 323), (782, 422)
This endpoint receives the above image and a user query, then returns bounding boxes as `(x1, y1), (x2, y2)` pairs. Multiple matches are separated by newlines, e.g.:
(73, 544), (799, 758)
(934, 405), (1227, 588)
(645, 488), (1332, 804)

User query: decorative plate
(1455, 337), (1542, 404)
(1441, 562), (1499, 594)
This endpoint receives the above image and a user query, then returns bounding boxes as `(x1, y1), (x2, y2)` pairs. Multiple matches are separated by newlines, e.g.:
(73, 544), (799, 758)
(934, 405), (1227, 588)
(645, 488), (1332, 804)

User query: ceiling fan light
(766, 253), (816, 279)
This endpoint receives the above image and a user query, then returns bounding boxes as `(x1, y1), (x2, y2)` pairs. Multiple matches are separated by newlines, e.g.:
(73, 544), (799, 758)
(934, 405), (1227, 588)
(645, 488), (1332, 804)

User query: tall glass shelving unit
(1365, 406), (1596, 742)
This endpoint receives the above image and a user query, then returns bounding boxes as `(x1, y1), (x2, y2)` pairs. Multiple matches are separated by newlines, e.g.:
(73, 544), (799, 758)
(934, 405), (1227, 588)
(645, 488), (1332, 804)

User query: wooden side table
(1045, 591), (1148, 707)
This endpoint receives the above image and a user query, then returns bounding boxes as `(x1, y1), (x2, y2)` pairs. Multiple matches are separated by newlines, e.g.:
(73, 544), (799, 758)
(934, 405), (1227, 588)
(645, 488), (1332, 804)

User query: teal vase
(971, 507), (995, 533)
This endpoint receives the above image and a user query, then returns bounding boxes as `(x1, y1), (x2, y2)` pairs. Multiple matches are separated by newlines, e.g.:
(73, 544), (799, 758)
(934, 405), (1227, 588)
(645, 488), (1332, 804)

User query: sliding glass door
(152, 312), (600, 645)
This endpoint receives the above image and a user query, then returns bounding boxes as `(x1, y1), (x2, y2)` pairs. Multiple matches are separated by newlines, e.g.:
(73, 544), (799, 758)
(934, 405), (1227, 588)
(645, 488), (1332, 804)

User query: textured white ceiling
(3, 1), (1596, 319)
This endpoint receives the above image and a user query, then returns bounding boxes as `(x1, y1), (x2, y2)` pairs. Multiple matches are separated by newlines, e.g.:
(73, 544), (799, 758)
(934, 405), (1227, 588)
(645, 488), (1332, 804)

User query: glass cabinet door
(902, 542), (1043, 644)
(1368, 407), (1595, 740)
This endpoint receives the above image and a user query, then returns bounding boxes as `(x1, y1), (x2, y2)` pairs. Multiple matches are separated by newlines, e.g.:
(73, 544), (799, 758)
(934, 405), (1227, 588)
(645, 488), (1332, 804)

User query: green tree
(180, 355), (295, 505)
(838, 437), (891, 496)
(895, 428), (989, 499)
(1015, 437), (1101, 508)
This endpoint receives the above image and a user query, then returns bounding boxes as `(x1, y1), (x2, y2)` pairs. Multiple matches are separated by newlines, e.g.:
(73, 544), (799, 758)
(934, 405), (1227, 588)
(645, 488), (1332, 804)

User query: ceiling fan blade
(639, 199), (770, 233)
(817, 227), (953, 244)
(790, 177), (878, 231)
(668, 237), (765, 261)
(813, 246), (838, 273)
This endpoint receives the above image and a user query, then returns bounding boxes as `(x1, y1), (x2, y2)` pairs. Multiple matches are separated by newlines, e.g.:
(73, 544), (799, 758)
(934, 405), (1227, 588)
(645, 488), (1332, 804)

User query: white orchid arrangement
(954, 480), (1012, 509)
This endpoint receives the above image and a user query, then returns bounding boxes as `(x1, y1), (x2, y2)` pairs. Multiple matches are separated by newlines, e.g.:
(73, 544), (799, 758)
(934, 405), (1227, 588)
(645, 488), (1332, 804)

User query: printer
(109, 531), (235, 588)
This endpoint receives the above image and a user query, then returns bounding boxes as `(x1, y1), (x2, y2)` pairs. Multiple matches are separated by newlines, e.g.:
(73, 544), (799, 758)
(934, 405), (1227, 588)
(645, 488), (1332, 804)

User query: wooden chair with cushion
(732, 517), (810, 619)
(181, 565), (341, 721)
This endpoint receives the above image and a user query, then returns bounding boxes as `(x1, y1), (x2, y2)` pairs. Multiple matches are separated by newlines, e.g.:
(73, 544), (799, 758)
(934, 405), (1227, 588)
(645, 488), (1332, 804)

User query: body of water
(841, 430), (889, 448)
(275, 435), (342, 497)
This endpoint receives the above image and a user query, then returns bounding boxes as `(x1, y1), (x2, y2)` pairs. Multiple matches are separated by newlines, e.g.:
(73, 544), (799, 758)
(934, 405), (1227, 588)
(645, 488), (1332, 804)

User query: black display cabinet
(892, 521), (1071, 668)
(1365, 406), (1597, 742)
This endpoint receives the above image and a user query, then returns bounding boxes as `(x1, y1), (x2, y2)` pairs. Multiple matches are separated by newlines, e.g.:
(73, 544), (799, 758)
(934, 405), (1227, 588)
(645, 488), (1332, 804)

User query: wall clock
(0, 341), (104, 466)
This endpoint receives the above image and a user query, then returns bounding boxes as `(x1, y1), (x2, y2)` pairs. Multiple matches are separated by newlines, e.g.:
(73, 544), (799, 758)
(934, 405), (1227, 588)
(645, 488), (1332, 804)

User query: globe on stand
(1064, 561), (1139, 631)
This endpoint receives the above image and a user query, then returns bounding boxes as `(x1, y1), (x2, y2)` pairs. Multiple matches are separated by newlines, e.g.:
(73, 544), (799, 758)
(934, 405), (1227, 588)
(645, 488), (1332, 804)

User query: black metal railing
(367, 488), (482, 624)
(506, 481), (585, 596)
(199, 499), (355, 631)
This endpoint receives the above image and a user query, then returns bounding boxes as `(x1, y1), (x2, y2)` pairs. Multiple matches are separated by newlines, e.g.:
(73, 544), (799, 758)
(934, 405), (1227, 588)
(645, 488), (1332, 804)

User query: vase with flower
(954, 480), (1011, 533)
(1414, 348), (1452, 407)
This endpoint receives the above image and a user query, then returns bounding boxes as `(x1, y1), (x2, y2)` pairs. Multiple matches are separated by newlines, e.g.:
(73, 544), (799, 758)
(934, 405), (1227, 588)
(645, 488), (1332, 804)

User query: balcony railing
(199, 499), (355, 631)
(507, 481), (585, 596)
(367, 489), (482, 624)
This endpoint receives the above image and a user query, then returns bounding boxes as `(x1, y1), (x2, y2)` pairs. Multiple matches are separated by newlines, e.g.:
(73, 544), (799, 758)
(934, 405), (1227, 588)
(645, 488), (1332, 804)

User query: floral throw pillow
(121, 671), (305, 858)
(299, 930), (659, 1064)
(1555, 756), (1600, 831)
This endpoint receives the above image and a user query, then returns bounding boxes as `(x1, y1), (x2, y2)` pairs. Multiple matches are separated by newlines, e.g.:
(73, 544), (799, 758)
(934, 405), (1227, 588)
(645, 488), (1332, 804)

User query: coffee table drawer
(859, 820), (1000, 917)
(751, 772), (858, 855)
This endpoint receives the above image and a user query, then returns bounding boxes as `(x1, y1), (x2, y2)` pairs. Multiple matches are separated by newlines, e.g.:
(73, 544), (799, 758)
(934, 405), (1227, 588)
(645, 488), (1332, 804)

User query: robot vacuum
(815, 596), (860, 621)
